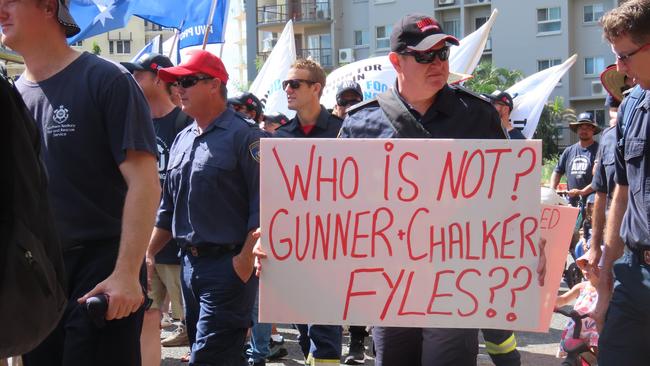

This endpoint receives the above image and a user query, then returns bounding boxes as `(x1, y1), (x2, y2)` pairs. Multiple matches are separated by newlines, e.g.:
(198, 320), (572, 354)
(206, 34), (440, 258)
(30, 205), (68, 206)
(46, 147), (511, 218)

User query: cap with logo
(485, 90), (514, 112)
(228, 92), (263, 120)
(569, 112), (602, 134)
(158, 50), (229, 85)
(336, 80), (363, 101)
(390, 14), (459, 53)
(120, 53), (174, 75)
(57, 0), (80, 37)
(263, 112), (289, 126)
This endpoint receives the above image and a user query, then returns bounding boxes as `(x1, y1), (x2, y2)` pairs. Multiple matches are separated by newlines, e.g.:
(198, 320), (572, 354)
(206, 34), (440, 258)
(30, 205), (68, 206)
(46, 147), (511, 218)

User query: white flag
(449, 9), (498, 76)
(320, 18), (495, 109)
(249, 21), (296, 117)
(162, 34), (180, 65)
(131, 34), (162, 62)
(507, 54), (577, 139)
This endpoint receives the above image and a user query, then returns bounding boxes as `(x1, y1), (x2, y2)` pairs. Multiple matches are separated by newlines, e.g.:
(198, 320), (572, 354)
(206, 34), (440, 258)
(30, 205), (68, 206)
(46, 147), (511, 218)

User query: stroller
(554, 307), (598, 366)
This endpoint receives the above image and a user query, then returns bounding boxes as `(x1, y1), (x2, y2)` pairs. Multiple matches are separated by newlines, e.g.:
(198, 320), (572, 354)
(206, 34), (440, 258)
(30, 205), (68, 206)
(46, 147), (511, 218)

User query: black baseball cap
(390, 14), (459, 53)
(228, 92), (263, 121)
(263, 112), (289, 126)
(336, 80), (363, 103)
(121, 53), (174, 75)
(58, 0), (80, 38)
(485, 90), (514, 112)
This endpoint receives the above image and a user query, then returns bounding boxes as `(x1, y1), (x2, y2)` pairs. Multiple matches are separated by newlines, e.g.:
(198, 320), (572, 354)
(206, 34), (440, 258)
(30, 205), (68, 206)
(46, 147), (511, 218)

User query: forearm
(603, 185), (628, 270)
(579, 185), (595, 196)
(147, 226), (173, 258)
(550, 172), (561, 190)
(590, 192), (607, 249)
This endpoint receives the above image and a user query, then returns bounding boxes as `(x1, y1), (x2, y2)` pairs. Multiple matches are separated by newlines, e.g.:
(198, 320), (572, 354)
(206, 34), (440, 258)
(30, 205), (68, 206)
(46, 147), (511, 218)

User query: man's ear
(388, 52), (402, 73)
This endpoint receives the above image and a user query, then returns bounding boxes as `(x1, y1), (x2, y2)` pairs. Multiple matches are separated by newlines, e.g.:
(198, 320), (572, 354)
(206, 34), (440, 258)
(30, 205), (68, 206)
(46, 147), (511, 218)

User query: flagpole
(202, 0), (219, 49)
(169, 19), (185, 59)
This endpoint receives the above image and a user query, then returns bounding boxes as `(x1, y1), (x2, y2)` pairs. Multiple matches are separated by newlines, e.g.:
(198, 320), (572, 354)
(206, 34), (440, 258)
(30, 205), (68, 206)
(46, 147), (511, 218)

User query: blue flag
(68, 0), (229, 49)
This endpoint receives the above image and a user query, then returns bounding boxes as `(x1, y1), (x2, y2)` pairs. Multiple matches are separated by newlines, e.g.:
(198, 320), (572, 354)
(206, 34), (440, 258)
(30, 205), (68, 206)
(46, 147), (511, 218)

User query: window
(537, 7), (561, 34)
(71, 40), (83, 47)
(109, 40), (131, 55)
(583, 4), (604, 23)
(537, 58), (562, 71)
(585, 109), (606, 126)
(354, 30), (369, 47)
(584, 56), (605, 76)
(307, 34), (332, 66)
(442, 19), (461, 39)
(375, 25), (392, 49)
(144, 20), (162, 31)
(475, 17), (488, 30)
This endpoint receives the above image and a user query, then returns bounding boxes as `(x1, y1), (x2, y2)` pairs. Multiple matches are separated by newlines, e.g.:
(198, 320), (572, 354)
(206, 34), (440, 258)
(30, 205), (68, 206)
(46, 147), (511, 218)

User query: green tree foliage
(536, 96), (577, 161)
(91, 42), (101, 56)
(464, 61), (524, 94)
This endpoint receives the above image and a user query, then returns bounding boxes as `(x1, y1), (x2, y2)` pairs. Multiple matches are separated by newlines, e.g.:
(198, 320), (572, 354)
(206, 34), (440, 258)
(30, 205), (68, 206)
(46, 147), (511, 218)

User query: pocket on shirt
(624, 137), (646, 199)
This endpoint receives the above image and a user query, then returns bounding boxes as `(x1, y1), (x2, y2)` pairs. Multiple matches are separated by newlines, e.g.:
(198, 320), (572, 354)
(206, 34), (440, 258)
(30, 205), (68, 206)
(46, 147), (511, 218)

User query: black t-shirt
(153, 107), (193, 264)
(555, 142), (599, 204)
(16, 52), (156, 248)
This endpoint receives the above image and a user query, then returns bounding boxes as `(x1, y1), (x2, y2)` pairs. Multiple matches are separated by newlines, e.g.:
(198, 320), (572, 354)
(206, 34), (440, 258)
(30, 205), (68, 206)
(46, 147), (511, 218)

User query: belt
(630, 246), (650, 265)
(182, 244), (241, 258)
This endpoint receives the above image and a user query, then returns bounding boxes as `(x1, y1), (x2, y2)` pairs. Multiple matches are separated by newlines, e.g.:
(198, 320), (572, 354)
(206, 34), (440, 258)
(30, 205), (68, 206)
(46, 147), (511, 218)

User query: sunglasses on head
(336, 98), (362, 107)
(174, 75), (214, 88)
(400, 47), (450, 64)
(282, 79), (316, 90)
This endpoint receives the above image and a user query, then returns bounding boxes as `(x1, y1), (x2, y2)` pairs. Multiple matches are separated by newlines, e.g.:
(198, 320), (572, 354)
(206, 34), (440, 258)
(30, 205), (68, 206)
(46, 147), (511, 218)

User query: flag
(130, 34), (161, 62)
(449, 9), (498, 76)
(68, 0), (229, 49)
(249, 21), (296, 118)
(162, 33), (181, 65)
(507, 55), (577, 138)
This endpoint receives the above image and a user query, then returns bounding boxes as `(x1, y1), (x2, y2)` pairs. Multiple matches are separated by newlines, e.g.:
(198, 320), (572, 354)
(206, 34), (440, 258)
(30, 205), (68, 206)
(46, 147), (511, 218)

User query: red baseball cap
(158, 50), (229, 85)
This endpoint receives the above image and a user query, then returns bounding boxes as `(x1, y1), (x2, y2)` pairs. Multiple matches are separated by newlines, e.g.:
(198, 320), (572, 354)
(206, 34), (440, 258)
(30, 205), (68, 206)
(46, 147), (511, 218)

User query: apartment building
(247, 0), (621, 145)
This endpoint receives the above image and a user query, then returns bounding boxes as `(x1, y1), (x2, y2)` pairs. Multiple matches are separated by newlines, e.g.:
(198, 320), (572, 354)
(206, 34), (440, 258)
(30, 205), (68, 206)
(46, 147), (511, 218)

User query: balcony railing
(258, 47), (333, 67)
(257, 2), (331, 24)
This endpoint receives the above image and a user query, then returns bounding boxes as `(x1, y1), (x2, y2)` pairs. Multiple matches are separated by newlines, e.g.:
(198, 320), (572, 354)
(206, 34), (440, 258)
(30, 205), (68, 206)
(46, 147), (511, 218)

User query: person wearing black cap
(261, 111), (289, 132)
(550, 112), (601, 207)
(485, 90), (526, 140)
(122, 53), (193, 365)
(335, 13), (541, 366)
(333, 80), (363, 119)
(229, 91), (264, 123)
(4, 1), (161, 365)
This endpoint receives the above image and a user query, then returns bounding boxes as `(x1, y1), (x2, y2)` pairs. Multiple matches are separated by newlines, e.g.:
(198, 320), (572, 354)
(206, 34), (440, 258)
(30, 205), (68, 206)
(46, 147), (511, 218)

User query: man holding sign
(338, 14), (517, 366)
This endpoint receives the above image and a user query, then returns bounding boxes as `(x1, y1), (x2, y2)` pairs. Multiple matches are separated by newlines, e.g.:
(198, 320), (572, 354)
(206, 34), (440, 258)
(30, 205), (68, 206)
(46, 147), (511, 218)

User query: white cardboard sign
(260, 139), (572, 331)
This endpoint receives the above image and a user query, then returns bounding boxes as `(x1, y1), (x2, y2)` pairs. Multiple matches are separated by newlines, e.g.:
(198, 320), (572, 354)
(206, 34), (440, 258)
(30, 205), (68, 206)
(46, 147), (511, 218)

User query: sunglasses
(337, 98), (362, 107)
(282, 79), (316, 90)
(615, 43), (650, 63)
(174, 75), (214, 88)
(400, 47), (450, 64)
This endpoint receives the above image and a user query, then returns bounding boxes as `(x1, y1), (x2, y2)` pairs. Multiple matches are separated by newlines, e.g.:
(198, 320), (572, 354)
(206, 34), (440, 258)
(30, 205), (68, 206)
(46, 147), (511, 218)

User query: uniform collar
(285, 105), (331, 132)
(642, 89), (650, 110)
(190, 108), (235, 135)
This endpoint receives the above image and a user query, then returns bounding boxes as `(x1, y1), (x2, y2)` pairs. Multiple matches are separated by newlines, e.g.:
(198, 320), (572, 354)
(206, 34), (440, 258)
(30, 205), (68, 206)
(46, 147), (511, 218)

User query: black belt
(630, 246), (650, 265)
(182, 244), (241, 258)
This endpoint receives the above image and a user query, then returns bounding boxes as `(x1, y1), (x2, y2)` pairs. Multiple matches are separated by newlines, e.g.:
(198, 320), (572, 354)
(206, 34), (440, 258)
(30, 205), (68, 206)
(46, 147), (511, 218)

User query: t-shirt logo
(53, 105), (70, 125)
(570, 156), (589, 177)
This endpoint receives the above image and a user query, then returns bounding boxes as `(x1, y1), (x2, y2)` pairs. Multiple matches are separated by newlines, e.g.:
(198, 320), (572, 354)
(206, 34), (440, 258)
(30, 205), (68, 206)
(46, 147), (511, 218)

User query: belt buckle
(643, 250), (650, 265)
(189, 247), (199, 257)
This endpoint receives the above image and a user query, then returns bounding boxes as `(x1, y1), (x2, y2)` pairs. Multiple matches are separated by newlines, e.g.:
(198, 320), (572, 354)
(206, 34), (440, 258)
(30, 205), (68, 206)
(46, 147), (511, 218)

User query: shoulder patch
(346, 98), (379, 115)
(248, 140), (261, 163)
(450, 84), (493, 104)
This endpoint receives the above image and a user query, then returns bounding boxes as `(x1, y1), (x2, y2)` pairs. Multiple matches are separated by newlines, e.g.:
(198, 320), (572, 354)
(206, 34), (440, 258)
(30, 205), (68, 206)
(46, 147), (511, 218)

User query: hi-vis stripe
(485, 333), (518, 355)
(306, 354), (340, 365)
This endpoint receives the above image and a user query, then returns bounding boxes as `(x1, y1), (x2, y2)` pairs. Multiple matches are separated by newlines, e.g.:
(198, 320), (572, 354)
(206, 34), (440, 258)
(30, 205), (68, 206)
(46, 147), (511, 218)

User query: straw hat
(600, 64), (628, 103)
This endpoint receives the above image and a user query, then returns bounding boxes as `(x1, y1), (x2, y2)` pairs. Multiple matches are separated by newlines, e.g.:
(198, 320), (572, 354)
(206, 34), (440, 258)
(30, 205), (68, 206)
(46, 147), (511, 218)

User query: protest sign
(259, 139), (570, 331)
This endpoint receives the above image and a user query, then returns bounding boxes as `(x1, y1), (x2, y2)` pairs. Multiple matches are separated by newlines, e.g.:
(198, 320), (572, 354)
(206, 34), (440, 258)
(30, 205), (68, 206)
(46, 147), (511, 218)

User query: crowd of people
(2, 0), (650, 365)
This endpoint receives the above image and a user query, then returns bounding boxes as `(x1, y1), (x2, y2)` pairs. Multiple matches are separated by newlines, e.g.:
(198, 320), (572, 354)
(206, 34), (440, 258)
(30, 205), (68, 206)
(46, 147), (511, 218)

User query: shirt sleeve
(591, 144), (608, 193)
(239, 127), (266, 231)
(554, 149), (568, 174)
(614, 110), (628, 186)
(101, 73), (156, 165)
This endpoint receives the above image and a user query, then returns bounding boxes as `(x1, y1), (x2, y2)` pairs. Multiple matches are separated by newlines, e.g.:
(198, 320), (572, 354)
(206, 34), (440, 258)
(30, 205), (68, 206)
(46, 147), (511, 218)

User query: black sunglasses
(400, 47), (450, 64)
(337, 98), (362, 107)
(282, 79), (316, 90)
(175, 75), (214, 88)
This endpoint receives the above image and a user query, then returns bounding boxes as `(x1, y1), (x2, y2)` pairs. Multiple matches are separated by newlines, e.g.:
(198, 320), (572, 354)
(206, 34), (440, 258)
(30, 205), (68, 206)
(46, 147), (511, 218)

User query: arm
(78, 150), (161, 320)
(550, 171), (562, 191)
(587, 191), (607, 271)
(568, 185), (595, 198)
(556, 282), (585, 307)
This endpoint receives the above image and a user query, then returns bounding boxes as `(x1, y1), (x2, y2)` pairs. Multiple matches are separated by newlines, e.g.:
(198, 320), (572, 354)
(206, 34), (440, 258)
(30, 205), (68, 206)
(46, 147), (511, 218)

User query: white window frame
(109, 40), (131, 55)
(354, 30), (369, 47)
(583, 4), (604, 24)
(442, 19), (461, 39)
(537, 7), (561, 35)
(375, 25), (392, 50)
(584, 56), (605, 77)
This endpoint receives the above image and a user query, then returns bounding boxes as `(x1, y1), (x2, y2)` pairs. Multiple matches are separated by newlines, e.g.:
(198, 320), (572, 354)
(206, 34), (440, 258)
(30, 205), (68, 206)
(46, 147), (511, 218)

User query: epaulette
(346, 98), (379, 115)
(450, 84), (493, 104)
(622, 88), (633, 97)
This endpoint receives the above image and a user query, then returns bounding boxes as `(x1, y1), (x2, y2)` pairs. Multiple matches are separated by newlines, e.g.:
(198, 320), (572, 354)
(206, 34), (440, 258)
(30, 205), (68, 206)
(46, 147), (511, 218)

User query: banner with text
(258, 139), (574, 331)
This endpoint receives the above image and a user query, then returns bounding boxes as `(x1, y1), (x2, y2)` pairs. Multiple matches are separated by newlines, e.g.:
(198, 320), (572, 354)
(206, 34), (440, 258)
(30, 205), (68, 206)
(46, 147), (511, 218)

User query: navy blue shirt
(508, 128), (526, 140)
(614, 87), (650, 250)
(274, 105), (343, 138)
(16, 52), (156, 248)
(156, 108), (266, 247)
(153, 107), (192, 264)
(591, 126), (617, 204)
(554, 141), (599, 205)
(340, 85), (505, 139)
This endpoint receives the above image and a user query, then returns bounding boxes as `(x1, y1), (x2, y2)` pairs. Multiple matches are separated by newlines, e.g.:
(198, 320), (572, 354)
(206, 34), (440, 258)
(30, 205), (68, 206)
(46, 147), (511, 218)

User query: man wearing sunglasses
(339, 14), (510, 366)
(149, 50), (266, 365)
(333, 80), (363, 119)
(593, 1), (650, 365)
(274, 59), (344, 366)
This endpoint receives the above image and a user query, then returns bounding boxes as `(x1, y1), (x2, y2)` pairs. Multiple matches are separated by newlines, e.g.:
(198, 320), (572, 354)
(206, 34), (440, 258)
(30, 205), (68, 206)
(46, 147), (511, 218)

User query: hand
(586, 246), (602, 278)
(536, 237), (547, 286)
(252, 237), (267, 277)
(145, 254), (156, 292)
(567, 189), (581, 198)
(232, 253), (254, 283)
(78, 272), (144, 320)
(593, 269), (614, 332)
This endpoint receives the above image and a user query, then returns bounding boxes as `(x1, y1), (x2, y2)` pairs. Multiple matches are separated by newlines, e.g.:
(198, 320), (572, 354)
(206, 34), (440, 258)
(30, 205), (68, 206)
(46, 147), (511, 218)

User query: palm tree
(536, 96), (577, 161)
(464, 61), (524, 94)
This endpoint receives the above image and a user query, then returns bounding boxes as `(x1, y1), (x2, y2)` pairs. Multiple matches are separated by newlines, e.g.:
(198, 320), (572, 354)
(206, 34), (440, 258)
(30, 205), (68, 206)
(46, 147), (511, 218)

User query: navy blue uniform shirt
(339, 85), (505, 139)
(508, 128), (526, 140)
(614, 87), (650, 250)
(274, 105), (342, 138)
(156, 108), (266, 247)
(554, 141), (599, 206)
(591, 126), (617, 204)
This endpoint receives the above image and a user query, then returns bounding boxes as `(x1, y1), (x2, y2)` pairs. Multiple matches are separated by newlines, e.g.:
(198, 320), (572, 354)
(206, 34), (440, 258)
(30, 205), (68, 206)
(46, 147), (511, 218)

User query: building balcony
(257, 2), (331, 25)
(258, 47), (333, 68)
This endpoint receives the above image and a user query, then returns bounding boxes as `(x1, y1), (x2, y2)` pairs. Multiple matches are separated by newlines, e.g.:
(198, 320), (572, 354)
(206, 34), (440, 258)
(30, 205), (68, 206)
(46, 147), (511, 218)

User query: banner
(249, 21), (296, 118)
(507, 55), (577, 139)
(257, 138), (576, 331)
